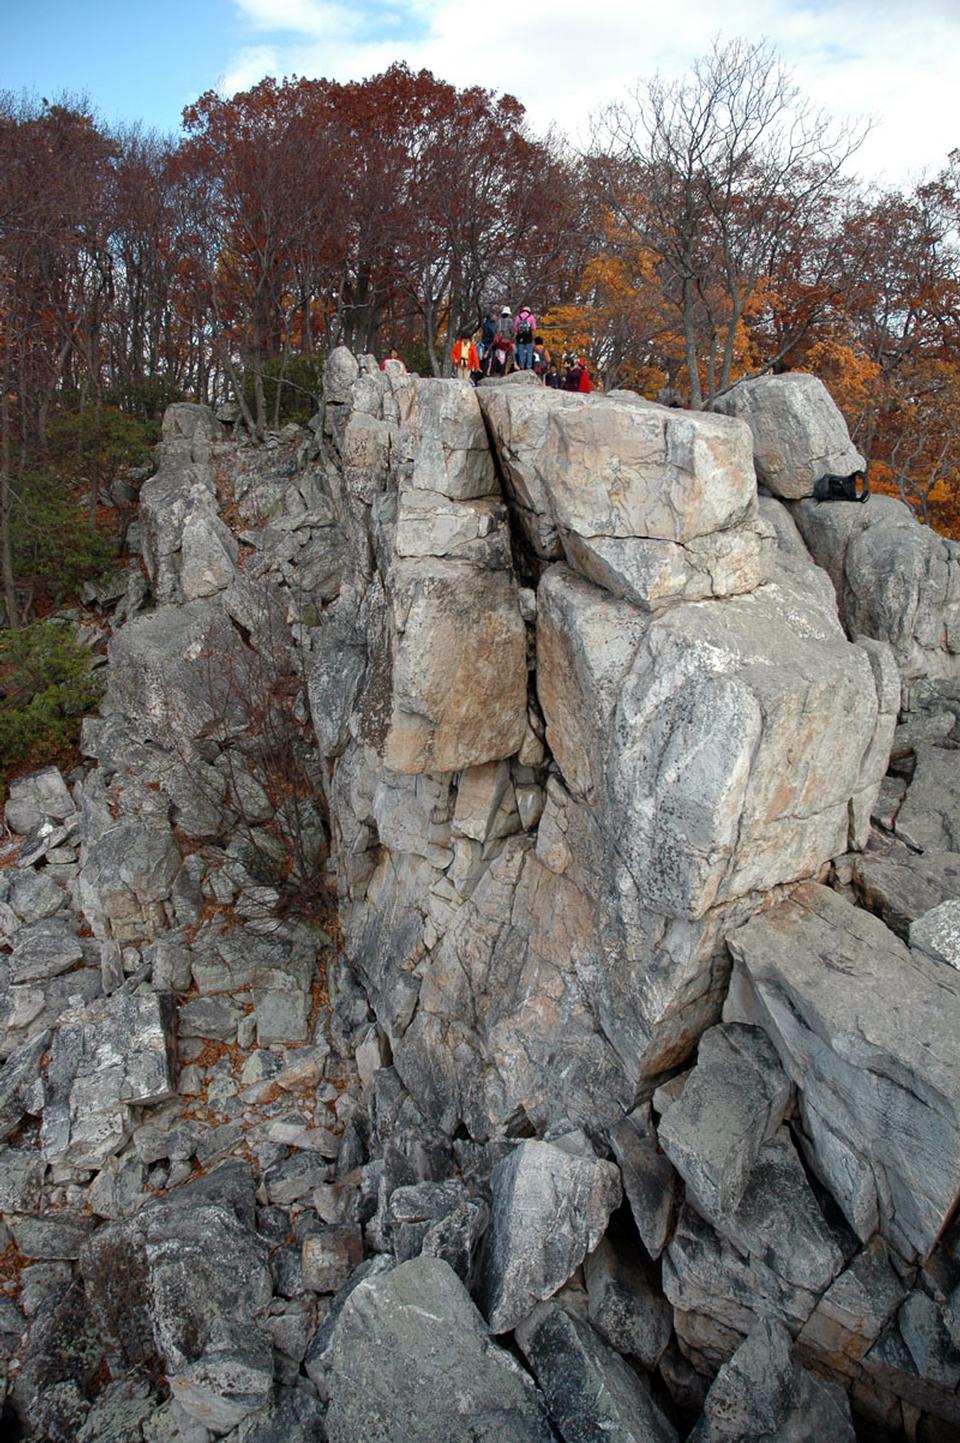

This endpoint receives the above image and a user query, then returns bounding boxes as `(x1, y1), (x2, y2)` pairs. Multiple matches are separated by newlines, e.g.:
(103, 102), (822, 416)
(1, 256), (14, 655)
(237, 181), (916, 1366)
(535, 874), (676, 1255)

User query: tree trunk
(0, 318), (19, 629)
(682, 280), (703, 409)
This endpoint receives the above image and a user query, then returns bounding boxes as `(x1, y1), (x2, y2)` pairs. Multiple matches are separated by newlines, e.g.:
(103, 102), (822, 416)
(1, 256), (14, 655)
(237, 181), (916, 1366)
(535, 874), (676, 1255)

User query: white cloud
(221, 0), (960, 184)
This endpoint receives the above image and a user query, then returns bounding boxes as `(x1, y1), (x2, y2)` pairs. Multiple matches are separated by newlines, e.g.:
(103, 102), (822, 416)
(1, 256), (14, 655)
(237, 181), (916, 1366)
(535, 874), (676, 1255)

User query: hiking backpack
(813, 470), (870, 503)
(516, 312), (534, 343)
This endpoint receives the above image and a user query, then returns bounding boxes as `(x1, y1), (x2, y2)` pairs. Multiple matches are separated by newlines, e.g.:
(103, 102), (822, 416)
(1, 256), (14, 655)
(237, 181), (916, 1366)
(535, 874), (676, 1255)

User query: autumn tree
(593, 38), (865, 407)
(0, 96), (118, 623)
(176, 77), (347, 435)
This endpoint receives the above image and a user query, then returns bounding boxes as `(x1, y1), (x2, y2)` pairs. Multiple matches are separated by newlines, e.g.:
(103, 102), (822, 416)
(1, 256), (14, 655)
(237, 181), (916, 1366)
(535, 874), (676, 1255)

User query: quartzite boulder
(376, 555), (527, 775)
(664, 1129), (844, 1357)
(658, 1023), (791, 1219)
(477, 385), (588, 559)
(104, 600), (250, 743)
(538, 563), (897, 920)
(894, 743), (960, 853)
(40, 991), (177, 1169)
(78, 816), (181, 946)
(4, 766), (76, 836)
(477, 1135), (621, 1334)
(726, 882), (960, 1260)
(714, 373), (864, 499)
(793, 494), (960, 695)
(80, 1185), (273, 1433)
(689, 1318), (856, 1442)
(608, 1106), (680, 1260)
(542, 397), (756, 544)
(324, 1257), (553, 1443)
(515, 1301), (679, 1443)
(797, 1237), (907, 1373)
(584, 1235), (673, 1369)
(540, 397), (771, 611)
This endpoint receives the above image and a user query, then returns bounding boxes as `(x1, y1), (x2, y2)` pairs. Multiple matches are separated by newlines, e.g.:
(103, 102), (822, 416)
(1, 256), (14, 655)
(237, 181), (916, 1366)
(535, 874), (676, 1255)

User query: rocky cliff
(1, 359), (960, 1441)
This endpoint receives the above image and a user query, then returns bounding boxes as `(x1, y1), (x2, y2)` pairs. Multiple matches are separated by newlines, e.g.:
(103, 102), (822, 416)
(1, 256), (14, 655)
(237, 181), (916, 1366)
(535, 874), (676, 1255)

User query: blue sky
(3, 0), (957, 182)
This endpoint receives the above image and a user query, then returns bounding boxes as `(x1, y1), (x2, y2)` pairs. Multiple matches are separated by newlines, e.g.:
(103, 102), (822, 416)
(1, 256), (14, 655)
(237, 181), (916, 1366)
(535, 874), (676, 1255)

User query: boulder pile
(1, 357), (959, 1440)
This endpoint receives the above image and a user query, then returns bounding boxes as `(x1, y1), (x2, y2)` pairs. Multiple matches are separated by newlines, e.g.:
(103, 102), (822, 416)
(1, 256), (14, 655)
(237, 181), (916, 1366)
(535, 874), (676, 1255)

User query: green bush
(45, 405), (156, 486)
(0, 620), (103, 791)
(104, 376), (184, 422)
(12, 475), (118, 606)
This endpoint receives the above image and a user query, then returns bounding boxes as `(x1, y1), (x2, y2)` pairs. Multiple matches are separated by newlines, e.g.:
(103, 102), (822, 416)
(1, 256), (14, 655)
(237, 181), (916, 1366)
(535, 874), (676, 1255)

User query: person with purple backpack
(514, 305), (537, 370)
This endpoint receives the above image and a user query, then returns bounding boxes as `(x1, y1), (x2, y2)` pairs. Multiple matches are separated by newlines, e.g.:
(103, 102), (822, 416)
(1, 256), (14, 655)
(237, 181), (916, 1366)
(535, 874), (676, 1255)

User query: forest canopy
(1, 41), (959, 628)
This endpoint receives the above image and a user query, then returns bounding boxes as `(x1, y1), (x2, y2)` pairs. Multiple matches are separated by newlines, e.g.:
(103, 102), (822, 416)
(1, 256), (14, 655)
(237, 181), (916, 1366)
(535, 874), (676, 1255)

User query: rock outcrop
(2, 364), (959, 1441)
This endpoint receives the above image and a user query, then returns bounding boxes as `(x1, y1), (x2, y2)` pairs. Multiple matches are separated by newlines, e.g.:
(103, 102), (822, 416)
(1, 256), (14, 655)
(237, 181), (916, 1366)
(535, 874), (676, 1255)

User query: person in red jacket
(577, 357), (593, 393)
(452, 331), (480, 380)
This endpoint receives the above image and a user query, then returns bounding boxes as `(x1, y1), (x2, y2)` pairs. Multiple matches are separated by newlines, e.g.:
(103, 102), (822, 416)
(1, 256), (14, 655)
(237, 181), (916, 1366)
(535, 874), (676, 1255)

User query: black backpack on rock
(813, 470), (870, 503)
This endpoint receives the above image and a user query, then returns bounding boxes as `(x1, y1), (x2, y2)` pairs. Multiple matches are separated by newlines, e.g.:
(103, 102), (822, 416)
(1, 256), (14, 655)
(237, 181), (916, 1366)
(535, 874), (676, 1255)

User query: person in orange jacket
(452, 330), (480, 380)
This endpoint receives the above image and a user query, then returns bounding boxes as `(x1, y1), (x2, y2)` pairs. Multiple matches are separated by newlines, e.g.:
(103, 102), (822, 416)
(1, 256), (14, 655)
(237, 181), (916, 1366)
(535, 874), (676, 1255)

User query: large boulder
(105, 599), (249, 743)
(481, 386), (771, 609)
(78, 816), (181, 945)
(542, 397), (756, 544)
(477, 1135), (621, 1334)
(40, 990), (177, 1168)
(515, 1300), (679, 1443)
(664, 1129), (844, 1359)
(477, 385), (588, 558)
(792, 493), (960, 697)
(726, 882), (960, 1260)
(324, 1258), (554, 1442)
(714, 373), (864, 499)
(4, 766), (76, 836)
(658, 1023), (791, 1218)
(689, 1318), (856, 1442)
(376, 553), (527, 775)
(80, 1170), (273, 1434)
(538, 563), (898, 921)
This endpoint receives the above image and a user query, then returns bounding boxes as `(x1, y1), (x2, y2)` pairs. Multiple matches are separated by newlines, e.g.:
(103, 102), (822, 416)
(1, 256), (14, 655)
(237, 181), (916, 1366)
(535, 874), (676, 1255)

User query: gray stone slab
(8, 919), (83, 983)
(5, 766), (75, 835)
(607, 1106), (679, 1260)
(854, 840), (960, 939)
(40, 991), (177, 1169)
(896, 744), (960, 852)
(584, 1235), (672, 1370)
(8, 1211), (99, 1259)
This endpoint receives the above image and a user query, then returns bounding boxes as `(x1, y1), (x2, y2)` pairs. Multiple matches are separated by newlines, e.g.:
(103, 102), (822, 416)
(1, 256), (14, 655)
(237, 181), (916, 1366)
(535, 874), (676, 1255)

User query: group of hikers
(453, 305), (594, 391)
(379, 306), (594, 392)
